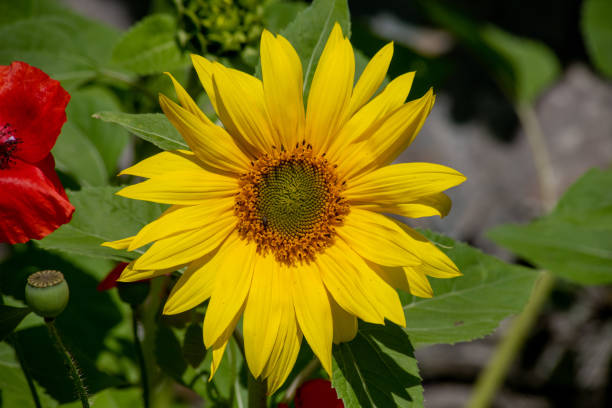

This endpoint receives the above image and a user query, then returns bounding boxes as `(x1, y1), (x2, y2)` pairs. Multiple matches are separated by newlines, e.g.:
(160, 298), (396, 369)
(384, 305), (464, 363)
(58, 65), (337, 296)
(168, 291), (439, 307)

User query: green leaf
(0, 1), (120, 89)
(12, 326), (122, 403)
(0, 342), (58, 408)
(582, 0), (612, 78)
(182, 323), (207, 368)
(111, 14), (188, 75)
(263, 1), (308, 33)
(0, 305), (31, 341)
(423, 2), (559, 103)
(0, 17), (96, 88)
(488, 168), (612, 285)
(279, 0), (350, 96)
(37, 186), (165, 261)
(332, 322), (423, 408)
(93, 112), (187, 151)
(0, 245), (123, 360)
(0, 0), (67, 25)
(155, 326), (188, 383)
(480, 25), (560, 103)
(59, 388), (141, 408)
(402, 231), (538, 348)
(53, 88), (129, 186)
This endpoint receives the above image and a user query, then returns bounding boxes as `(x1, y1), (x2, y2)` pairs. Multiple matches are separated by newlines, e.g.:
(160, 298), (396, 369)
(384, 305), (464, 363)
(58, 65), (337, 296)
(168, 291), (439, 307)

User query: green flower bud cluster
(175, 0), (269, 63)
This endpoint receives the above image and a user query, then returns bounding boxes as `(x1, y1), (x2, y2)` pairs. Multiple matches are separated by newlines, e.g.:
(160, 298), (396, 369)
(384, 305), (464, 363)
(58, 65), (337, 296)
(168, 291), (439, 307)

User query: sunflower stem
(46, 319), (90, 408)
(247, 371), (268, 408)
(467, 270), (555, 408)
(131, 306), (150, 408)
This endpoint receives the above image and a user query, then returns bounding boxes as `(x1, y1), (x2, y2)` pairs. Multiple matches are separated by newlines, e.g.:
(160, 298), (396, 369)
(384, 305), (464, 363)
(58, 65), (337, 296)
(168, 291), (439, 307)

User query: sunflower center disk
(235, 145), (349, 265)
(257, 161), (327, 238)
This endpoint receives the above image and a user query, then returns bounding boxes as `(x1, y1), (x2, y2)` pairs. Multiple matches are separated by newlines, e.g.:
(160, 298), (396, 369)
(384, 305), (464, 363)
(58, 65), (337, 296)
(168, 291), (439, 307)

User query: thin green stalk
(468, 102), (558, 408)
(247, 371), (268, 408)
(11, 334), (42, 408)
(131, 307), (150, 408)
(46, 319), (89, 408)
(282, 358), (320, 404)
(516, 103), (557, 211)
(467, 271), (555, 408)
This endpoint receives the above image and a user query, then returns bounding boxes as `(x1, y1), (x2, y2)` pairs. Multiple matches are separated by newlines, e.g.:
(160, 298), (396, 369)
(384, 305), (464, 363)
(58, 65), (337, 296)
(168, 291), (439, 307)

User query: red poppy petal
(0, 61), (70, 163)
(295, 379), (344, 408)
(97, 263), (129, 291)
(0, 154), (74, 244)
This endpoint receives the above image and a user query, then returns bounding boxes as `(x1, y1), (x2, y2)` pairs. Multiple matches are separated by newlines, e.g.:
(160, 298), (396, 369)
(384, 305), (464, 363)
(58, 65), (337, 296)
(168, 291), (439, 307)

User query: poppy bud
(25, 270), (69, 318)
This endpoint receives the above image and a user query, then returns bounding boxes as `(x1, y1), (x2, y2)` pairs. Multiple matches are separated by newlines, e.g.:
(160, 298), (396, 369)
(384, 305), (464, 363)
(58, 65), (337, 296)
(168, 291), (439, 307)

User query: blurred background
(2, 0), (611, 407)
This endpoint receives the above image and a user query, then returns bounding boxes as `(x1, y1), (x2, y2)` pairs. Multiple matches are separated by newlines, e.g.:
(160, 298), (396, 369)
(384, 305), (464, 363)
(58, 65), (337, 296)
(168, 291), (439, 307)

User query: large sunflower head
(104, 23), (465, 393)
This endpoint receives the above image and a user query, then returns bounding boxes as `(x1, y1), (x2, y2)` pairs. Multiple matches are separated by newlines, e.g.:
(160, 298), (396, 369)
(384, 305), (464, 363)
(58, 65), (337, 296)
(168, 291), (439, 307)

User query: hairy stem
(132, 307), (150, 408)
(46, 319), (89, 408)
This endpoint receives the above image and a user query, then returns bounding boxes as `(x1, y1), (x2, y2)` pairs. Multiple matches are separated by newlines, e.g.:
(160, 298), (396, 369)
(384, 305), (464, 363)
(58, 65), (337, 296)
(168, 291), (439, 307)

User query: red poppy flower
(295, 379), (344, 408)
(97, 262), (129, 291)
(0, 61), (73, 244)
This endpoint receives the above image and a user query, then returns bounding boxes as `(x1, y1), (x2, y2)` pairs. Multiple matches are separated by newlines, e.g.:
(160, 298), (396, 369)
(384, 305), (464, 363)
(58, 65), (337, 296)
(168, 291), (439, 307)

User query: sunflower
(104, 23), (465, 393)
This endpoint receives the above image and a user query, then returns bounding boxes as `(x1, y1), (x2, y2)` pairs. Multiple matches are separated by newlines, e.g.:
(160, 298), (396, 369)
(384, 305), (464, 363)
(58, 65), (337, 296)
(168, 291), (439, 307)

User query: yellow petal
(336, 208), (420, 267)
(117, 170), (237, 205)
(347, 42), (394, 117)
(260, 30), (305, 148)
(369, 262), (410, 293)
(345, 162), (466, 204)
(209, 340), (228, 379)
(329, 293), (358, 344)
(290, 262), (333, 376)
(319, 240), (385, 324)
(212, 63), (275, 156)
(328, 71), (415, 162)
(243, 254), (283, 378)
(119, 150), (202, 178)
(128, 198), (234, 251)
(133, 213), (235, 270)
(117, 261), (176, 283)
(321, 240), (404, 326)
(203, 236), (256, 349)
(165, 72), (212, 124)
(163, 250), (221, 315)
(403, 267), (433, 298)
(393, 222), (462, 279)
(305, 23), (354, 154)
(101, 235), (135, 250)
(208, 311), (243, 380)
(191, 54), (218, 112)
(160, 94), (250, 174)
(339, 88), (435, 179)
(367, 88), (436, 168)
(353, 193), (452, 219)
(261, 267), (303, 394)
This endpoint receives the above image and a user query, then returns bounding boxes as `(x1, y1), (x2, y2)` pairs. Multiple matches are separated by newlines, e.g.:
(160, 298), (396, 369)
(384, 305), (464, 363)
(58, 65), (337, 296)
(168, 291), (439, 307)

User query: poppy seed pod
(25, 270), (69, 318)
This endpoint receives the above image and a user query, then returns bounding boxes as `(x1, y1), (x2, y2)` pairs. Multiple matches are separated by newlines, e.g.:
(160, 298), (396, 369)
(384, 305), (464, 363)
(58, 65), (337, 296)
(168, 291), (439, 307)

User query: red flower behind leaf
(0, 61), (73, 244)
(295, 379), (344, 408)
(97, 262), (129, 291)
